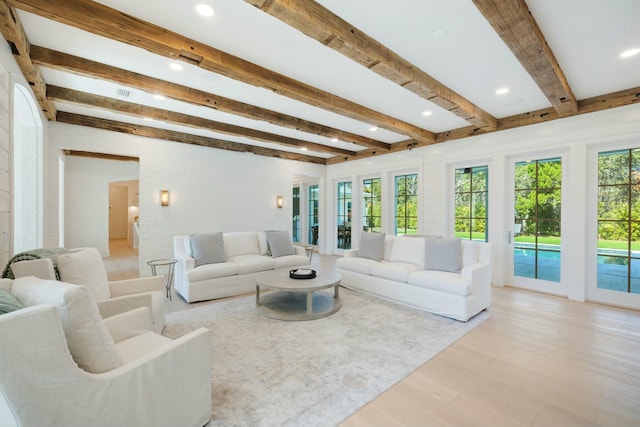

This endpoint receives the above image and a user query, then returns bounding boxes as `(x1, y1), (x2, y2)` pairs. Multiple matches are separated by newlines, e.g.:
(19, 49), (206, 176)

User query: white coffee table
(255, 270), (342, 321)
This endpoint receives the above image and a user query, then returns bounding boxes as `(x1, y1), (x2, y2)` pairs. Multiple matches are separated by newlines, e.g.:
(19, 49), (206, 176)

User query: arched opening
(12, 83), (43, 253)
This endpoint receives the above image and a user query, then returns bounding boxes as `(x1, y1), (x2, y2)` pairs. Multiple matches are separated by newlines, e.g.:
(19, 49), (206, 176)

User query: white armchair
(0, 277), (211, 427)
(17, 248), (167, 332)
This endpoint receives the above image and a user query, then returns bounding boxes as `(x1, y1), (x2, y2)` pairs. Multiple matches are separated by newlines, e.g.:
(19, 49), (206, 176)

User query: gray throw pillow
(424, 236), (462, 272)
(0, 289), (23, 315)
(190, 232), (226, 267)
(357, 231), (385, 261)
(264, 230), (295, 258)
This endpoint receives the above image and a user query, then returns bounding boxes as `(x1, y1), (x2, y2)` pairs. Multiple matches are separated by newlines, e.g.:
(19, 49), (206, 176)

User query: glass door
(508, 156), (564, 294)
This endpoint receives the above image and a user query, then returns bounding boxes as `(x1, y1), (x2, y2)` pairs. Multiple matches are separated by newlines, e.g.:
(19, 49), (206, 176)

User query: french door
(507, 155), (565, 295)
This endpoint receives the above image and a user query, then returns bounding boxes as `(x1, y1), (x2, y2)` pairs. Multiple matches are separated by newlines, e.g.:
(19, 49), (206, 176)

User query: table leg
(334, 285), (339, 299)
(306, 291), (313, 314)
(256, 285), (260, 306)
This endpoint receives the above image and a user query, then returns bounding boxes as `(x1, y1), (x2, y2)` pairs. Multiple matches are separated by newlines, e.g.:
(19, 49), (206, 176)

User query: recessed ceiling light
(369, 126), (378, 132)
(143, 117), (153, 121)
(196, 4), (214, 17)
(620, 48), (640, 58)
(153, 94), (166, 100)
(422, 110), (433, 116)
(169, 62), (184, 71)
(300, 147), (308, 151)
(495, 87), (510, 95)
(331, 137), (339, 142)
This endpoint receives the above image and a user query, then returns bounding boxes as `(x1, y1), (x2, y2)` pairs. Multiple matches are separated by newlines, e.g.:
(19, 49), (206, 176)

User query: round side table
(147, 258), (177, 300)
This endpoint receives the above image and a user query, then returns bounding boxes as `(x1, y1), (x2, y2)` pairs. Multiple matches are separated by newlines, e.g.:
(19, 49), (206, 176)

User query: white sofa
(174, 231), (310, 303)
(337, 234), (493, 321)
(0, 277), (211, 427)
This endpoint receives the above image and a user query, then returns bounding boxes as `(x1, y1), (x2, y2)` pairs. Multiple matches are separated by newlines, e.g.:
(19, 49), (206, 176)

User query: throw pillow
(264, 230), (295, 258)
(12, 277), (124, 373)
(56, 248), (111, 301)
(424, 236), (462, 273)
(190, 232), (226, 267)
(357, 231), (386, 260)
(0, 289), (23, 315)
(389, 236), (426, 267)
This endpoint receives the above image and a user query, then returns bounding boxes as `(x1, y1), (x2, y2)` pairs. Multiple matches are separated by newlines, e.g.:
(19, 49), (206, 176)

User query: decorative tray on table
(289, 268), (317, 279)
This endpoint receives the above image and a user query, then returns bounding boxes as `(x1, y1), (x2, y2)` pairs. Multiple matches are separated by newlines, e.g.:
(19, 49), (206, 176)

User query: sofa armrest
(97, 293), (153, 320)
(175, 252), (195, 271)
(461, 262), (493, 295)
(108, 276), (165, 296)
(103, 307), (152, 343)
(343, 249), (359, 258)
(293, 245), (305, 256)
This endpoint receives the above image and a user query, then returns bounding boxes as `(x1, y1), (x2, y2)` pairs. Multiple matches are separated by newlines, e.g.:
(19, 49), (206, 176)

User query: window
(597, 148), (640, 294)
(337, 181), (352, 249)
(292, 187), (300, 242)
(362, 177), (381, 232)
(455, 166), (488, 241)
(395, 174), (418, 235)
(308, 185), (319, 245)
(514, 157), (562, 282)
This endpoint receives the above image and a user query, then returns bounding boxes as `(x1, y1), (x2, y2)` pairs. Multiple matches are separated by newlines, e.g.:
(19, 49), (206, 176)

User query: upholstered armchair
(12, 248), (167, 332)
(0, 277), (211, 427)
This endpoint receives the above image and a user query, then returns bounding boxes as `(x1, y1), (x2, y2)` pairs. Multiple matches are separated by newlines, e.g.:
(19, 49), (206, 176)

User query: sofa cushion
(0, 289), (23, 314)
(228, 255), (275, 274)
(370, 262), (421, 283)
(264, 230), (295, 257)
(273, 254), (310, 269)
(424, 236), (462, 273)
(336, 256), (379, 275)
(224, 232), (261, 258)
(389, 236), (426, 268)
(12, 277), (123, 373)
(357, 231), (386, 261)
(188, 262), (240, 282)
(190, 232), (226, 267)
(57, 248), (111, 301)
(115, 331), (172, 364)
(408, 270), (472, 297)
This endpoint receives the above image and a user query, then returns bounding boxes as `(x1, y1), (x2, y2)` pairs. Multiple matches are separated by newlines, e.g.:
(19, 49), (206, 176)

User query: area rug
(163, 288), (489, 426)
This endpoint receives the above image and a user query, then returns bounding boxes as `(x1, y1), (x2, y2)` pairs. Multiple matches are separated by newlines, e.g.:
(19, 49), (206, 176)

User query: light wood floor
(107, 240), (640, 426)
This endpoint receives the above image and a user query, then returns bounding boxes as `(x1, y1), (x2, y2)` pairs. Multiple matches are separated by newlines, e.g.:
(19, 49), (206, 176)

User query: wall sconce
(276, 195), (284, 208)
(160, 190), (170, 207)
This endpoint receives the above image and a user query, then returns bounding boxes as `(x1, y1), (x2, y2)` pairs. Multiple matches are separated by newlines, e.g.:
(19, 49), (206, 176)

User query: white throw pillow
(57, 248), (111, 301)
(224, 232), (260, 257)
(389, 236), (426, 268)
(12, 277), (123, 373)
(424, 236), (462, 272)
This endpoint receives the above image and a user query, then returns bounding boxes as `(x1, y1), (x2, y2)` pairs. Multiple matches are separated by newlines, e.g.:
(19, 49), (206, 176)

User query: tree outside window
(455, 166), (488, 241)
(362, 178), (381, 232)
(395, 174), (418, 235)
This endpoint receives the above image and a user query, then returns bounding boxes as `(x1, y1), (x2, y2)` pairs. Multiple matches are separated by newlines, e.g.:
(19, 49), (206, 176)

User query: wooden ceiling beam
(9, 0), (434, 143)
(63, 149), (139, 162)
(47, 85), (356, 156)
(31, 45), (390, 151)
(245, 0), (497, 130)
(0, 0), (55, 119)
(473, 0), (578, 117)
(57, 111), (327, 165)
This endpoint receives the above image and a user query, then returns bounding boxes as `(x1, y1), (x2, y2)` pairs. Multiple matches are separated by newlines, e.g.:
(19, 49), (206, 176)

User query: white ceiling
(13, 0), (640, 160)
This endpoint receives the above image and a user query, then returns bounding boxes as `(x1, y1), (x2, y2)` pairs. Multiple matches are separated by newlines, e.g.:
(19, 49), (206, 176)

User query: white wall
(327, 103), (640, 309)
(48, 123), (325, 273)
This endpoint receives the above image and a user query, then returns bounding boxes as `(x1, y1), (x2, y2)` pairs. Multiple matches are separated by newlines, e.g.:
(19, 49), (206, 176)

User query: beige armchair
(12, 247), (167, 332)
(0, 277), (211, 427)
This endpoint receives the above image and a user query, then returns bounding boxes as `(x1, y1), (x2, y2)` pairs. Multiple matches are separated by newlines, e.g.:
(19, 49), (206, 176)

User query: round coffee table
(255, 270), (342, 321)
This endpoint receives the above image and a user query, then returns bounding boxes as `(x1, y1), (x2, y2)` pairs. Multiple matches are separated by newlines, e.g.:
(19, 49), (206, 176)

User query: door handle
(507, 230), (512, 245)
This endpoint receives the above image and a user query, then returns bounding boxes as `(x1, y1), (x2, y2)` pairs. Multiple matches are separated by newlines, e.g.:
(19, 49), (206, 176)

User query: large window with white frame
(337, 181), (352, 249)
(597, 148), (640, 295)
(394, 173), (418, 235)
(308, 185), (319, 245)
(455, 166), (488, 241)
(362, 177), (381, 232)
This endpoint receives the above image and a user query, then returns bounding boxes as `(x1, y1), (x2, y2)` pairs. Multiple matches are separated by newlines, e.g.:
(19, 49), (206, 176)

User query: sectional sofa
(173, 231), (309, 303)
(337, 232), (493, 321)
